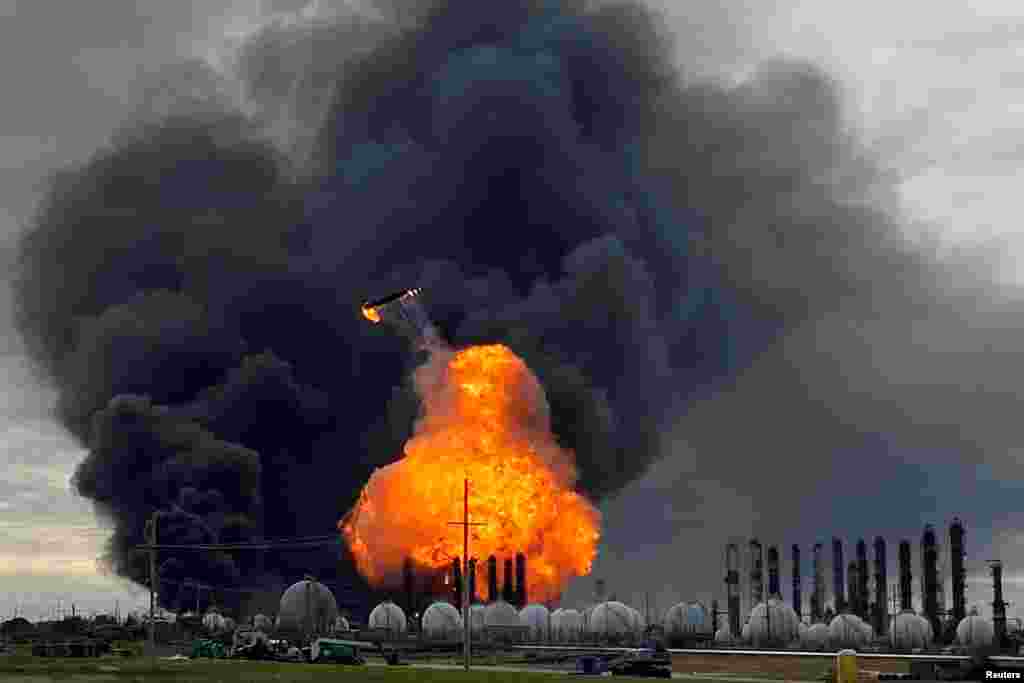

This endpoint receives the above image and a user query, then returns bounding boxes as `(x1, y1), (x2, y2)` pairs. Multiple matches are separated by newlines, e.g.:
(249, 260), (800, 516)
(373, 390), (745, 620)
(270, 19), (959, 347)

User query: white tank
(277, 579), (339, 633)
(714, 627), (735, 644)
(203, 613), (226, 632)
(625, 606), (645, 636)
(804, 623), (830, 650)
(469, 604), (487, 637)
(519, 604), (551, 641)
(421, 602), (463, 640)
(368, 601), (407, 633)
(796, 622), (809, 646)
(484, 600), (520, 627)
(860, 621), (874, 641)
(586, 601), (635, 638)
(747, 599), (799, 646)
(890, 610), (931, 649)
(956, 616), (995, 648)
(920, 615), (934, 643)
(828, 614), (866, 649)
(741, 622), (751, 643)
(664, 602), (712, 639)
(551, 608), (583, 642)
(333, 616), (350, 632)
(252, 614), (272, 632)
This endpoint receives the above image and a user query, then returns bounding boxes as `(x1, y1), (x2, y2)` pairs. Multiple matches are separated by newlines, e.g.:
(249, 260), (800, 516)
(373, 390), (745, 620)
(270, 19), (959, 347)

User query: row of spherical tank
(709, 606), (999, 652)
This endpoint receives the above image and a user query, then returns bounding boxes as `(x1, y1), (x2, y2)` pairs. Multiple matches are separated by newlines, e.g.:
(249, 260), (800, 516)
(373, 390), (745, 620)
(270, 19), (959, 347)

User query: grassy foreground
(0, 656), (560, 683)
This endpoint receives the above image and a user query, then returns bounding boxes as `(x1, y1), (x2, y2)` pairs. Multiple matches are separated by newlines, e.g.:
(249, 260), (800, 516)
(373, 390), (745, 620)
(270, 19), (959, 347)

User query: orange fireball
(340, 344), (600, 603)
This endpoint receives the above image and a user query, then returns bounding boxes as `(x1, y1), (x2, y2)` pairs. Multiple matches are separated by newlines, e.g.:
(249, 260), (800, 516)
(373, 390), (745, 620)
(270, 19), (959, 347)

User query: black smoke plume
(14, 0), (928, 610)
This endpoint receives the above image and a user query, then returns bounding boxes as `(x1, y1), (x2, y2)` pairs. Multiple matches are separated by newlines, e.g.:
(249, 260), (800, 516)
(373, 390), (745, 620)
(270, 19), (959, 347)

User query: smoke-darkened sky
(2, 0), (1024, 624)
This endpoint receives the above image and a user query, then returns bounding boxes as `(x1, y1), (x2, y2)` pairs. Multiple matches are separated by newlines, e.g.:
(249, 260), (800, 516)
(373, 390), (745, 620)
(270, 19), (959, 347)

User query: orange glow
(340, 344), (600, 603)
(361, 305), (382, 323)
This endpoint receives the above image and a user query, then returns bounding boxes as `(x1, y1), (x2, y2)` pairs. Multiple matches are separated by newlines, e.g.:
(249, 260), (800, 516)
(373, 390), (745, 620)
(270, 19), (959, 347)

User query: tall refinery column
(950, 519), (966, 624)
(832, 538), (845, 614)
(749, 539), (764, 608)
(847, 561), (858, 617)
(767, 546), (781, 597)
(811, 543), (824, 622)
(898, 540), (913, 611)
(725, 543), (741, 636)
(992, 560), (1007, 647)
(792, 545), (802, 622)
(856, 539), (869, 621)
(921, 525), (940, 637)
(873, 537), (888, 635)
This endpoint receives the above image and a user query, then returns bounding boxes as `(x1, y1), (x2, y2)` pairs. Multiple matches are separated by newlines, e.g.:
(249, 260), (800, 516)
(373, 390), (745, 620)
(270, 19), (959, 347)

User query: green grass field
(0, 656), (561, 683)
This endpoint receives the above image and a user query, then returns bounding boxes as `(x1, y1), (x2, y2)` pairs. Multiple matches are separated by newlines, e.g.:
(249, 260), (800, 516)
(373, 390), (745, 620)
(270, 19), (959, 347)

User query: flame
(361, 305), (382, 323)
(340, 344), (601, 603)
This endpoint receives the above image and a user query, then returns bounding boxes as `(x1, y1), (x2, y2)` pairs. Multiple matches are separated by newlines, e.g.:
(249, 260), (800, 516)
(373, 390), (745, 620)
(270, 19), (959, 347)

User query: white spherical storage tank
(277, 579), (339, 633)
(890, 610), (931, 650)
(714, 627), (735, 644)
(804, 623), (830, 650)
(519, 604), (551, 641)
(203, 613), (226, 632)
(828, 614), (866, 649)
(368, 601), (407, 633)
(421, 602), (463, 640)
(747, 599), (799, 646)
(252, 614), (272, 632)
(796, 622), (809, 646)
(586, 601), (635, 638)
(333, 616), (350, 632)
(860, 621), (874, 642)
(629, 606), (646, 635)
(663, 602), (712, 639)
(741, 622), (751, 643)
(956, 616), (995, 648)
(551, 608), (583, 642)
(484, 600), (520, 628)
(469, 604), (487, 637)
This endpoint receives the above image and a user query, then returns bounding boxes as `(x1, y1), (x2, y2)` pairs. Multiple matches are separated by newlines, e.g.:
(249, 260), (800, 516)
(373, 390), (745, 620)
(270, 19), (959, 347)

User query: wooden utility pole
(448, 479), (485, 672)
(145, 511), (160, 651)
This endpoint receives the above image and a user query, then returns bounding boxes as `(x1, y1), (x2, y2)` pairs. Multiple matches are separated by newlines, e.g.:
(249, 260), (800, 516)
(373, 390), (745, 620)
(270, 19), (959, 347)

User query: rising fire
(340, 344), (601, 604)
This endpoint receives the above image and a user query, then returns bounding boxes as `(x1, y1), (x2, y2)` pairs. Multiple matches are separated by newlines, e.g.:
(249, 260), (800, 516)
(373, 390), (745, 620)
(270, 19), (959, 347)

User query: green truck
(310, 638), (365, 664)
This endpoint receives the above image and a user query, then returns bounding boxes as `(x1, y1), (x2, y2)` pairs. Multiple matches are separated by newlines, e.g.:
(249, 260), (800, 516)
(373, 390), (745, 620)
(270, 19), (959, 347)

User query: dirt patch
(671, 653), (910, 680)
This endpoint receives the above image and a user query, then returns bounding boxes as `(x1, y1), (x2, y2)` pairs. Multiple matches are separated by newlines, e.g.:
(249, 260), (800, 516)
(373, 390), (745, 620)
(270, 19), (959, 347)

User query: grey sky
(3, 0), (1024, 623)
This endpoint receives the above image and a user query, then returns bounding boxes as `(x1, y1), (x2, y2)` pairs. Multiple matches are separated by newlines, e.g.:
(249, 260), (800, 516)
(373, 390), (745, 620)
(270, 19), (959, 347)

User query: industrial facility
(712, 518), (1019, 654)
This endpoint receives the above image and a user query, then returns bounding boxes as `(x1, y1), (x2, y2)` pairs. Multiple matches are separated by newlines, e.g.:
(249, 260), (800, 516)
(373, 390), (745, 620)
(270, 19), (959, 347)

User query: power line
(136, 534), (342, 552)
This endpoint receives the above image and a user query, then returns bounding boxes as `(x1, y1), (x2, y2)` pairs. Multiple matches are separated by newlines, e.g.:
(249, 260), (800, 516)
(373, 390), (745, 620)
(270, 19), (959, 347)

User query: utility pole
(448, 479), (485, 672)
(145, 511), (160, 652)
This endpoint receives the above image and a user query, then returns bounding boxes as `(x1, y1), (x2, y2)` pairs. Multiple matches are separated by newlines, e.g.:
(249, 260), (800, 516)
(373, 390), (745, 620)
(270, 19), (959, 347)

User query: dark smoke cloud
(16, 0), (990, 612)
